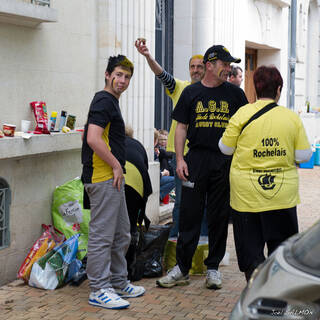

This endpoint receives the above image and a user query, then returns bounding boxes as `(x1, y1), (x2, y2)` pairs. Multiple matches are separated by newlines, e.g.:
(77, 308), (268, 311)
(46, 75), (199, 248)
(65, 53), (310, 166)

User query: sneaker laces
(168, 265), (182, 278)
(207, 269), (221, 279)
(100, 288), (120, 300)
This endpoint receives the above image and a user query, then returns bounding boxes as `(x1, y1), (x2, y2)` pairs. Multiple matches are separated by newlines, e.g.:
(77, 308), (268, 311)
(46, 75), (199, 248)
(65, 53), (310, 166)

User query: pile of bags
(17, 177), (171, 290)
(17, 225), (82, 290)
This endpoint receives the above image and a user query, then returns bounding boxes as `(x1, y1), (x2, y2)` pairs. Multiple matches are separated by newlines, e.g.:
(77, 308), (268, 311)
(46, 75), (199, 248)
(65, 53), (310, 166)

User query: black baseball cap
(203, 45), (241, 64)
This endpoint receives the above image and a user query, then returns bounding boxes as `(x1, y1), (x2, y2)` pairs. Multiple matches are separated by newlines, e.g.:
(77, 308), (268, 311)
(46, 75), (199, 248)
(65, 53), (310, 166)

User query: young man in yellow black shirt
(81, 55), (145, 310)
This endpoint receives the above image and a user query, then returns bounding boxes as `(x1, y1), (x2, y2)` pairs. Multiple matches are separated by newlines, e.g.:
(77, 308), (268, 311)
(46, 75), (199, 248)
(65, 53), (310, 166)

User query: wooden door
(245, 48), (257, 103)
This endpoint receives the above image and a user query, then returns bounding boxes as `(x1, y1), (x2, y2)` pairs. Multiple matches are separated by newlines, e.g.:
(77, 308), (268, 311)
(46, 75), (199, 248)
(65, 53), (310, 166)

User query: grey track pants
(84, 179), (131, 291)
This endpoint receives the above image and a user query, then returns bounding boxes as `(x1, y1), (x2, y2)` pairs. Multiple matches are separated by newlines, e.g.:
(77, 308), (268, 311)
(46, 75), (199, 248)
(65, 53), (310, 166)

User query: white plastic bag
(29, 261), (63, 290)
(29, 234), (80, 290)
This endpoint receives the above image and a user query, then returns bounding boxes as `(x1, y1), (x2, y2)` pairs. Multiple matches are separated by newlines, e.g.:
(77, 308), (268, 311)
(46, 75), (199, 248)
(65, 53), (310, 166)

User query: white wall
(0, 149), (82, 285)
(173, 0), (193, 81)
(0, 0), (96, 130)
(0, 0), (159, 285)
(95, 0), (155, 159)
(306, 0), (320, 110)
(174, 0), (242, 81)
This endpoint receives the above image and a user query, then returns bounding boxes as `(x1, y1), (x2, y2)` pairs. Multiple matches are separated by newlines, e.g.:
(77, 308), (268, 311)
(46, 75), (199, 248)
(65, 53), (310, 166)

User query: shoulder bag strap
(240, 102), (278, 134)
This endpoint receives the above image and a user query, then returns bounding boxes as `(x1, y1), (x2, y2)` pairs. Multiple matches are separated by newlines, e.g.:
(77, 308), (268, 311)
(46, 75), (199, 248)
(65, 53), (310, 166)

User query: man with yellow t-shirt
(135, 38), (206, 237)
(219, 65), (312, 281)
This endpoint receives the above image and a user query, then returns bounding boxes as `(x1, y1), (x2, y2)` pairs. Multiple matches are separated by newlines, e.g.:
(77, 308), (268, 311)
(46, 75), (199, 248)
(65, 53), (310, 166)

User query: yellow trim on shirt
(92, 123), (114, 183)
(124, 161), (144, 198)
(166, 79), (190, 155)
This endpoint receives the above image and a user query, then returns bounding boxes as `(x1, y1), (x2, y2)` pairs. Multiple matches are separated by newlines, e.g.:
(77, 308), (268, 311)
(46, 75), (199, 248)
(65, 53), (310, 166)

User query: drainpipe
(288, 0), (297, 110)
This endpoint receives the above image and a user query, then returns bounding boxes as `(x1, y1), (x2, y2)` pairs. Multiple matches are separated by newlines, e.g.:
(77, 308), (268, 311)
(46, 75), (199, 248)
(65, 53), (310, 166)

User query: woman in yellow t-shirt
(219, 65), (312, 281)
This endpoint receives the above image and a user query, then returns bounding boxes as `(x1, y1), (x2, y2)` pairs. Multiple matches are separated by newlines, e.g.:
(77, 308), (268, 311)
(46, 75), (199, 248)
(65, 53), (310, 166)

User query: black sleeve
(87, 98), (113, 128)
(159, 148), (171, 171)
(171, 87), (190, 124)
(239, 89), (249, 107)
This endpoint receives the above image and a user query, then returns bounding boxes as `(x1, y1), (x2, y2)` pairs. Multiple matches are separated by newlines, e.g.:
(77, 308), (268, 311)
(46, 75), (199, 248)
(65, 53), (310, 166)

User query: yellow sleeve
(166, 79), (191, 154)
(221, 110), (243, 148)
(295, 117), (311, 150)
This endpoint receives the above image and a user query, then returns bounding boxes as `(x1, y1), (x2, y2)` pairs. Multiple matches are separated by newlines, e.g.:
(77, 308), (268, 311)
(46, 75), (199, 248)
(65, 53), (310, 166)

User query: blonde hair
(158, 129), (168, 136)
(189, 54), (204, 66)
(154, 128), (159, 144)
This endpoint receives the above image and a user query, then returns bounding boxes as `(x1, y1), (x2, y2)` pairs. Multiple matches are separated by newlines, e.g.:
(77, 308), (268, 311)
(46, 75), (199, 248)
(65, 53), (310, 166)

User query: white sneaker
(89, 288), (130, 309)
(156, 265), (189, 288)
(114, 282), (145, 298)
(206, 269), (222, 289)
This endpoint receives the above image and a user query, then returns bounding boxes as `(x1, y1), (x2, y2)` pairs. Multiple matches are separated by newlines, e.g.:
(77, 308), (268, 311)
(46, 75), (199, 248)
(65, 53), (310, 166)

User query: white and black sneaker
(89, 288), (129, 309)
(206, 269), (222, 290)
(156, 265), (189, 288)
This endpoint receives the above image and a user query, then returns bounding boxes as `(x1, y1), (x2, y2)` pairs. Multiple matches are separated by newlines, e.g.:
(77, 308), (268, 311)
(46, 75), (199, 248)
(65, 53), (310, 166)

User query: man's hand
(87, 124), (125, 192)
(134, 38), (163, 75)
(176, 158), (189, 181)
(112, 164), (124, 191)
(135, 39), (150, 57)
(161, 169), (170, 177)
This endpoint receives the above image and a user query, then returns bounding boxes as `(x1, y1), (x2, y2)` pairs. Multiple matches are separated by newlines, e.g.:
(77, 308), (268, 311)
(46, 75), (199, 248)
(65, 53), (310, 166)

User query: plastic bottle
(306, 101), (310, 113)
(58, 110), (67, 131)
(66, 115), (76, 130)
(49, 111), (58, 132)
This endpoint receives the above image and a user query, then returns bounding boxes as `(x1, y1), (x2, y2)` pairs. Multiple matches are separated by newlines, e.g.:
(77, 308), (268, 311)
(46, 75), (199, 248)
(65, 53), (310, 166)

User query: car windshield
(291, 221), (320, 270)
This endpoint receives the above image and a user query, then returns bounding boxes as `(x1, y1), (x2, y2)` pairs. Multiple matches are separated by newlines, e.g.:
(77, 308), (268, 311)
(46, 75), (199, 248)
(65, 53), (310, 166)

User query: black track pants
(232, 207), (298, 276)
(176, 149), (231, 274)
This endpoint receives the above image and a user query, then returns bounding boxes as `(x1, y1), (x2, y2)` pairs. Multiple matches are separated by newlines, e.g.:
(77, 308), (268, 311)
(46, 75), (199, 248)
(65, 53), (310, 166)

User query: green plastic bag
(52, 177), (90, 260)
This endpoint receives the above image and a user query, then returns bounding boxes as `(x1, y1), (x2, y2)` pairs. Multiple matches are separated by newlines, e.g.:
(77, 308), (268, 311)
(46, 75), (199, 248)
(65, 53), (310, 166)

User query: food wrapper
(17, 230), (56, 282)
(30, 101), (50, 134)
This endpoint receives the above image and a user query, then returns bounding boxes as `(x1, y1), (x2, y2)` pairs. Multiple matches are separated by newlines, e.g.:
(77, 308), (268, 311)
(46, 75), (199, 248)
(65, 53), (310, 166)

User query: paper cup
(3, 124), (16, 137)
(21, 120), (31, 133)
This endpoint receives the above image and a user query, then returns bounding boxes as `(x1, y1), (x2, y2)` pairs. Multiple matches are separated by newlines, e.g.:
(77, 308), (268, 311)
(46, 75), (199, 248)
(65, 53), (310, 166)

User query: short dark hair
(229, 65), (242, 78)
(254, 65), (283, 99)
(105, 55), (134, 84)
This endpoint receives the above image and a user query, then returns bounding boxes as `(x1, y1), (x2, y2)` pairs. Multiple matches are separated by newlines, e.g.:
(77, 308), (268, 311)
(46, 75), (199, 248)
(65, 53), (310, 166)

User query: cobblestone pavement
(0, 167), (319, 320)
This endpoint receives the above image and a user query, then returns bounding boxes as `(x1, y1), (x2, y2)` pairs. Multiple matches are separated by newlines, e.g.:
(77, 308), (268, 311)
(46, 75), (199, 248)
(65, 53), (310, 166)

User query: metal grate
(0, 188), (10, 249)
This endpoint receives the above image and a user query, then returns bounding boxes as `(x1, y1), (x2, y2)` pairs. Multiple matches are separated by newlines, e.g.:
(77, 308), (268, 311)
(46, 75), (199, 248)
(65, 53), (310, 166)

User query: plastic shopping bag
(52, 178), (90, 260)
(29, 233), (80, 290)
(17, 226), (62, 283)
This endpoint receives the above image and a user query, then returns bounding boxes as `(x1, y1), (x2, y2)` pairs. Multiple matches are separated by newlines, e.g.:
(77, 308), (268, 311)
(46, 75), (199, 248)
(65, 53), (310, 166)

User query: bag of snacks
(30, 101), (50, 134)
(18, 230), (56, 282)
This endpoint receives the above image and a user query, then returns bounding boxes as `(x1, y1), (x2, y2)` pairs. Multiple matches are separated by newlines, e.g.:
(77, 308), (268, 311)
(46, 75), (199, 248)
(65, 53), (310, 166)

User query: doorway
(245, 48), (257, 103)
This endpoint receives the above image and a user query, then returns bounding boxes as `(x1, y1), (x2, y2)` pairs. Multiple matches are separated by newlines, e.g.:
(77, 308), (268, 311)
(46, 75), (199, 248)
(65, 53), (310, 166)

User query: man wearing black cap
(156, 45), (248, 289)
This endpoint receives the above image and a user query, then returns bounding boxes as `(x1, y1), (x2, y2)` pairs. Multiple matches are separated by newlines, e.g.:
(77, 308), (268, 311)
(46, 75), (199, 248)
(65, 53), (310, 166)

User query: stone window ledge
(0, 0), (58, 28)
(0, 131), (82, 160)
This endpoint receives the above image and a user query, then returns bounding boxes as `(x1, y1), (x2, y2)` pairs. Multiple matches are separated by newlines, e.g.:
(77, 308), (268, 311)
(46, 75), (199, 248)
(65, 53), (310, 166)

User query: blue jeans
(170, 155), (208, 237)
(160, 175), (175, 200)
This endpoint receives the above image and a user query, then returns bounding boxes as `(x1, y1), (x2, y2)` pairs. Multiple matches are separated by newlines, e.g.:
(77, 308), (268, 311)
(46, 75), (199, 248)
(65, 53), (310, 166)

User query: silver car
(230, 221), (320, 320)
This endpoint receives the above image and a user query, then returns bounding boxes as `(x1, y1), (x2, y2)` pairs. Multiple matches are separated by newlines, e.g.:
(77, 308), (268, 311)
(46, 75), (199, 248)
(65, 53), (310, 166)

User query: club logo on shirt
(258, 173), (275, 190)
(250, 168), (284, 199)
(195, 100), (230, 128)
